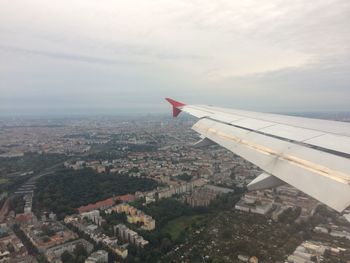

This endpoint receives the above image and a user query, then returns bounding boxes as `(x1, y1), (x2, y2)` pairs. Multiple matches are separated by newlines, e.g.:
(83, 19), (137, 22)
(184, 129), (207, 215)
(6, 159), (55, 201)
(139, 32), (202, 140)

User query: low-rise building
(21, 219), (78, 253)
(314, 223), (350, 240)
(114, 244), (128, 259)
(64, 214), (129, 259)
(85, 250), (108, 263)
(114, 224), (149, 248)
(287, 240), (346, 263)
(81, 210), (103, 226)
(0, 227), (33, 263)
(77, 198), (115, 214)
(45, 239), (93, 263)
(106, 204), (155, 231)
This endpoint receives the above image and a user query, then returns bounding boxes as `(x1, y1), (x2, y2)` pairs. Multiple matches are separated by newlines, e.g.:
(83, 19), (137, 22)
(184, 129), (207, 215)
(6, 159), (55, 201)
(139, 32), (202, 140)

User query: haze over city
(1, 1), (350, 263)
(1, 0), (350, 115)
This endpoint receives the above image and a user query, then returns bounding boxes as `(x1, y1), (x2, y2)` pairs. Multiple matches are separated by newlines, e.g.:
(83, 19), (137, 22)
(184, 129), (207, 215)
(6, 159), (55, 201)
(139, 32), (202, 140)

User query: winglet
(165, 98), (186, 117)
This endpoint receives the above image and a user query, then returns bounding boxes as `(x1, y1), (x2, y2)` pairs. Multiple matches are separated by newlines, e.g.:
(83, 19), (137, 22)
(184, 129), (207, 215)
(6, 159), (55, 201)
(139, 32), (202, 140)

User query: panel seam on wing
(202, 126), (350, 185)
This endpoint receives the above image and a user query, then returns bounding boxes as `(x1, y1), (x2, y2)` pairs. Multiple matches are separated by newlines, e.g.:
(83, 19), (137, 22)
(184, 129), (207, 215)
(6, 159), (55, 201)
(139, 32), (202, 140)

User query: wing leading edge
(166, 98), (350, 213)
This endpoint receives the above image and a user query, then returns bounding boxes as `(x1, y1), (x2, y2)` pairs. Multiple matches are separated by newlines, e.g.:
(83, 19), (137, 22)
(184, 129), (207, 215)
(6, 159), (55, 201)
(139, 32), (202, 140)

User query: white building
(85, 250), (108, 263)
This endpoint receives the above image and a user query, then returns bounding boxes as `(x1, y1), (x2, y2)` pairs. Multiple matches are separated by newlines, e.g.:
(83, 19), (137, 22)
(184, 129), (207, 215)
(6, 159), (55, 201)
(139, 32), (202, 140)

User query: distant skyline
(1, 0), (350, 115)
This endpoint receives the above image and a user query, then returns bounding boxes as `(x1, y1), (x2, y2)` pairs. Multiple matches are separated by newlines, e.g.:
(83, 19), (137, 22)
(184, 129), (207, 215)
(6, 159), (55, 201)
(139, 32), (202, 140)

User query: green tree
(73, 244), (88, 258)
(34, 168), (158, 219)
(61, 251), (74, 263)
(160, 237), (172, 253)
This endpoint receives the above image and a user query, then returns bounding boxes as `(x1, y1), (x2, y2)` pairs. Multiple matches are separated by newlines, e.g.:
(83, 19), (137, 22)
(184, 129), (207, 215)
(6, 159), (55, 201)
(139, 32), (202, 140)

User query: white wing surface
(166, 98), (350, 213)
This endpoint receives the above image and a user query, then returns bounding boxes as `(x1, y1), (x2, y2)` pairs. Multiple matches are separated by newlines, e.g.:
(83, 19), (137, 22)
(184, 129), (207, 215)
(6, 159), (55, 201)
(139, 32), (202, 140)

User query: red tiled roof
(116, 194), (135, 202)
(15, 213), (34, 224)
(78, 197), (115, 213)
(77, 194), (135, 213)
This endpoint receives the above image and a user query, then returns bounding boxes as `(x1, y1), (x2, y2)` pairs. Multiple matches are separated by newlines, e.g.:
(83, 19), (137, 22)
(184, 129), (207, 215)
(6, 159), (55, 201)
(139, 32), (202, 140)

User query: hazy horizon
(1, 0), (350, 115)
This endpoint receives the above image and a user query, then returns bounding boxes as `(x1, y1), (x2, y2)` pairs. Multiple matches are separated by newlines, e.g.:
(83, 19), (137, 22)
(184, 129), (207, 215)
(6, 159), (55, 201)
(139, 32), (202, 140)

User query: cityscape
(1, 1), (350, 262)
(0, 115), (349, 262)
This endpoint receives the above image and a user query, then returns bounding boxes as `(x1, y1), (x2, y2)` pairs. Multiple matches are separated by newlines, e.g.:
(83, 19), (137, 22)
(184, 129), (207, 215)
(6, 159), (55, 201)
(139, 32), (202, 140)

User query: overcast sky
(1, 0), (349, 115)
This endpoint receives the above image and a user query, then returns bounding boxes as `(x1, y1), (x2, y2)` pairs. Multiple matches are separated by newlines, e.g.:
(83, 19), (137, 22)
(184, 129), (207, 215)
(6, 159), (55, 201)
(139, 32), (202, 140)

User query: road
(0, 158), (70, 222)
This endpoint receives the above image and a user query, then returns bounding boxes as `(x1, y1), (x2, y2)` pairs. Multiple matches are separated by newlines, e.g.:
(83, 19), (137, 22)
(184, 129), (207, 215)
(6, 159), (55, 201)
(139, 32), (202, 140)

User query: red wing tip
(165, 98), (186, 117)
(165, 98), (186, 107)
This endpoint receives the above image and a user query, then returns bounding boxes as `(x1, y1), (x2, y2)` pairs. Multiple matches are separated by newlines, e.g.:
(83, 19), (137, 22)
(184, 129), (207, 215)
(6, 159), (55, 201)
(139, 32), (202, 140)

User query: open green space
(0, 178), (9, 185)
(119, 199), (212, 263)
(161, 215), (207, 242)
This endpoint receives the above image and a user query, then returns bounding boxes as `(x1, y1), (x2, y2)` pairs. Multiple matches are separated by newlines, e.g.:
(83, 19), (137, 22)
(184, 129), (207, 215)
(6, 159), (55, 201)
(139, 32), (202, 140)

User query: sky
(0, 0), (350, 115)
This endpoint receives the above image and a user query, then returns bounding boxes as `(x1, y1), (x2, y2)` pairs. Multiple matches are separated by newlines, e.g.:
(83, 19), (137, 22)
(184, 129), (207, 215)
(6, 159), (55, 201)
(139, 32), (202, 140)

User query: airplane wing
(165, 98), (350, 213)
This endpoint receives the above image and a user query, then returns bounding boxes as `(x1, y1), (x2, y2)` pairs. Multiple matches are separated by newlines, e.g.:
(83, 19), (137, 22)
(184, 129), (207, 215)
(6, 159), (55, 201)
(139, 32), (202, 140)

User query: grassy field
(161, 215), (207, 241)
(0, 178), (9, 185)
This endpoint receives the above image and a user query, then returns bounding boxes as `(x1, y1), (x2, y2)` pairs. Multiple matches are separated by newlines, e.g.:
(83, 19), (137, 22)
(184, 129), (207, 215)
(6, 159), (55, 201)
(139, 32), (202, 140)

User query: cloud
(0, 0), (349, 114)
(0, 44), (142, 66)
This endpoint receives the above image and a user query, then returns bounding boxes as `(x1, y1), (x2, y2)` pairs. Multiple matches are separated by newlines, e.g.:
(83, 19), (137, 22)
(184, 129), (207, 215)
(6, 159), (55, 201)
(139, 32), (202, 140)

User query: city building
(184, 185), (234, 207)
(21, 219), (78, 253)
(81, 210), (103, 226)
(114, 224), (149, 248)
(77, 198), (115, 214)
(85, 250), (108, 263)
(0, 226), (34, 263)
(106, 204), (155, 230)
(287, 241), (346, 263)
(45, 239), (93, 263)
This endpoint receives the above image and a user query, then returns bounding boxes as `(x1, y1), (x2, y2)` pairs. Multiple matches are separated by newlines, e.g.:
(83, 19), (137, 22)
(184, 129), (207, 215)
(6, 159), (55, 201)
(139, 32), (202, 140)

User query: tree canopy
(34, 168), (158, 219)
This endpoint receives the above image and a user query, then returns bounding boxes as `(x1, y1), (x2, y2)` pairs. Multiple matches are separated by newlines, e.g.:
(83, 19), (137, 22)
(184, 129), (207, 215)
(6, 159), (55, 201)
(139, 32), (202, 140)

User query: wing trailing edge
(165, 98), (350, 213)
(247, 173), (285, 191)
(192, 118), (350, 212)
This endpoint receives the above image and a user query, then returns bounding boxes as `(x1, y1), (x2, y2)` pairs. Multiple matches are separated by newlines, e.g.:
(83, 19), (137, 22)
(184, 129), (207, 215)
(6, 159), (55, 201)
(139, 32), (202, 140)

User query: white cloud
(0, 0), (349, 114)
